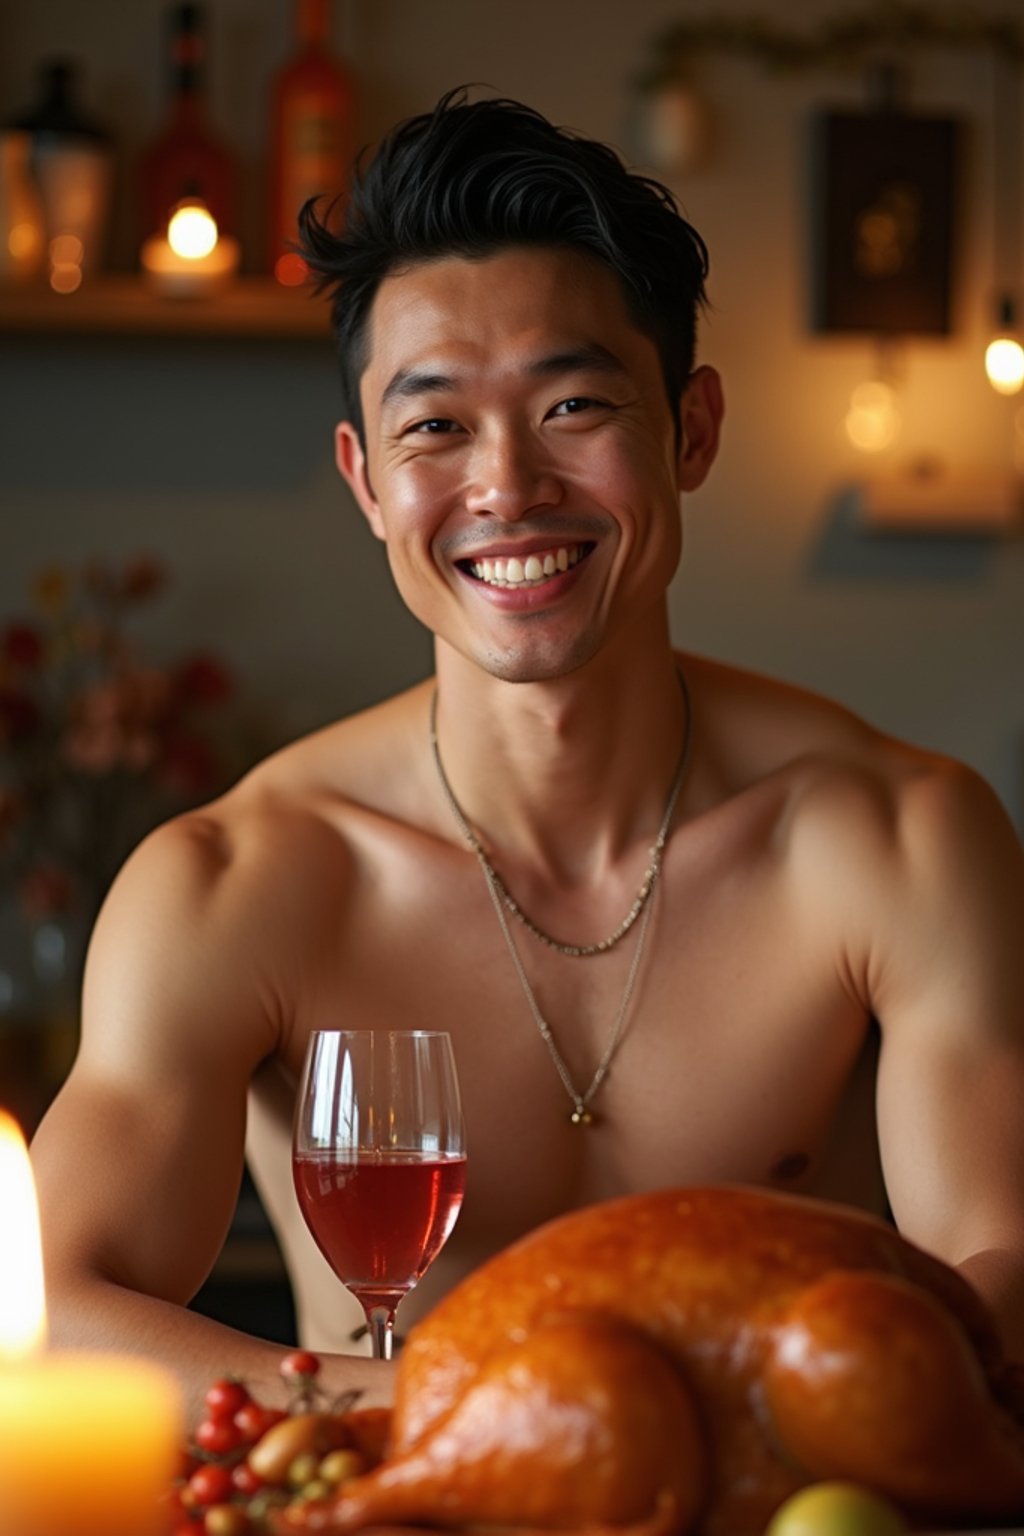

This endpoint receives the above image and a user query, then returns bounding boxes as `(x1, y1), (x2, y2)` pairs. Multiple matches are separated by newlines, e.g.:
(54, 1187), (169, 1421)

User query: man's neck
(431, 629), (690, 889)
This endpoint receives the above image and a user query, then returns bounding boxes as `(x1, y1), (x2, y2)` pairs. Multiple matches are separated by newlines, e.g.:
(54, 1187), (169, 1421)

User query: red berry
(195, 1416), (246, 1456)
(185, 1463), (235, 1509)
(231, 1461), (266, 1495)
(234, 1402), (288, 1442)
(280, 1349), (320, 1381)
(204, 1378), (251, 1421)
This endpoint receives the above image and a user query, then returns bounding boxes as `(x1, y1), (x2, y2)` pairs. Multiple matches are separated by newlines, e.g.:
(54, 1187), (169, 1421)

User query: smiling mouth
(458, 543), (593, 589)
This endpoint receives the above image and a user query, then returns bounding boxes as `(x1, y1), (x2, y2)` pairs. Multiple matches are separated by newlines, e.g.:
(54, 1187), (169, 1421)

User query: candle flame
(0, 1109), (48, 1357)
(985, 336), (1024, 396)
(167, 201), (219, 261)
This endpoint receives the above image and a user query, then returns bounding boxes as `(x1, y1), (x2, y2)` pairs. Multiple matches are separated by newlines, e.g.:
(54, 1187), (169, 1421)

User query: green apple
(765, 1481), (908, 1536)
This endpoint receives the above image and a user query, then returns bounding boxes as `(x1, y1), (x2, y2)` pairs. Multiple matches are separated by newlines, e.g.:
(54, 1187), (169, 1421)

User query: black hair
(299, 87), (709, 448)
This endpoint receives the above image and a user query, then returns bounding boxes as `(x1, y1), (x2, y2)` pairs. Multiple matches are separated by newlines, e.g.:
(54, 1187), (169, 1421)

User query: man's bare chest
(276, 825), (881, 1237)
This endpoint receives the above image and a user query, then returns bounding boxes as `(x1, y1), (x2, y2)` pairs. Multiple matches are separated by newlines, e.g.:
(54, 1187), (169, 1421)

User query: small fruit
(231, 1461), (265, 1496)
(204, 1378), (251, 1421)
(246, 1411), (352, 1484)
(319, 1448), (365, 1484)
(195, 1416), (246, 1456)
(184, 1463), (235, 1510)
(203, 1505), (251, 1536)
(280, 1349), (321, 1382)
(287, 1452), (321, 1489)
(234, 1401), (288, 1443)
(765, 1482), (907, 1536)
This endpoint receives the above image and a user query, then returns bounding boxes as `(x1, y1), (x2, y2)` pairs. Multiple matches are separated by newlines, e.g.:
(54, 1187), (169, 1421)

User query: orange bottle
(269, 0), (355, 285)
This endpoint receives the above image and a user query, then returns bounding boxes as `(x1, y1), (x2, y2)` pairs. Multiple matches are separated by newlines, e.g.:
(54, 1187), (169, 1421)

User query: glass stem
(365, 1304), (396, 1361)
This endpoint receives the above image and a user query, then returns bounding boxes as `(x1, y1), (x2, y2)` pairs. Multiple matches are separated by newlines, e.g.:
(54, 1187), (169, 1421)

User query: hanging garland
(637, 1), (1024, 90)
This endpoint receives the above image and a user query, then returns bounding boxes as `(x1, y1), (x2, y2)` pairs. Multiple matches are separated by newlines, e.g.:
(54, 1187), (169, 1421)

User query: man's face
(337, 246), (720, 683)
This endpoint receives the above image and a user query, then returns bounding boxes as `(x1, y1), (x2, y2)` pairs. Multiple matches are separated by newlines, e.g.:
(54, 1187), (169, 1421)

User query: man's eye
(409, 418), (458, 434)
(551, 397), (603, 416)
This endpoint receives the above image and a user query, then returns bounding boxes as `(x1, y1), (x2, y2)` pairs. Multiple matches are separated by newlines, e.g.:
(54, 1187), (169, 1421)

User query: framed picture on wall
(809, 110), (960, 334)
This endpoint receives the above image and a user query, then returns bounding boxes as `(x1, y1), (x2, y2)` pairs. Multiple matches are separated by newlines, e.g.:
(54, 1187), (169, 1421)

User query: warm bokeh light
(274, 250), (310, 287)
(50, 264), (83, 294)
(0, 1110), (47, 1358)
(9, 222), (42, 261)
(48, 232), (84, 294)
(984, 336), (1024, 396)
(167, 201), (219, 260)
(844, 380), (901, 453)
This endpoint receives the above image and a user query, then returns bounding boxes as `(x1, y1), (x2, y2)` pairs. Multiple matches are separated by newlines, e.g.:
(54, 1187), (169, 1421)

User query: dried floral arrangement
(0, 555), (237, 934)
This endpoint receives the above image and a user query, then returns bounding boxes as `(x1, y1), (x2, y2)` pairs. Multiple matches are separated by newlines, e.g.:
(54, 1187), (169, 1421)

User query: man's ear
(335, 422), (385, 540)
(676, 365), (725, 493)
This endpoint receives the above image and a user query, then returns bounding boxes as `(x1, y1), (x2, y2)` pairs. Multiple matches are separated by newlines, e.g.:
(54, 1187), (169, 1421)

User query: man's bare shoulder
(686, 649), (982, 801)
(684, 651), (1021, 994)
(101, 680), (438, 948)
(685, 648), (1018, 891)
(128, 679), (434, 895)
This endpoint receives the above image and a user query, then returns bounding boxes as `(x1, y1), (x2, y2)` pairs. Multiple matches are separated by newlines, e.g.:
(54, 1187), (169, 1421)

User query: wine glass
(292, 1030), (466, 1360)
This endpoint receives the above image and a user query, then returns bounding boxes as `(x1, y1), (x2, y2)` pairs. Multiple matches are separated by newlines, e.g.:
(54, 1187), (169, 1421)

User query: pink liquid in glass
(293, 1151), (467, 1302)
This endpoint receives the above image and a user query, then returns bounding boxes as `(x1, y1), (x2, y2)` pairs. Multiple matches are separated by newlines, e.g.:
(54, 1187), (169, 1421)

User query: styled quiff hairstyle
(299, 88), (710, 448)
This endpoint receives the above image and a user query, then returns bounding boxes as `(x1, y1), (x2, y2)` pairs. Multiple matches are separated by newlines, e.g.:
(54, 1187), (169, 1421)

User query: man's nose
(463, 428), (563, 520)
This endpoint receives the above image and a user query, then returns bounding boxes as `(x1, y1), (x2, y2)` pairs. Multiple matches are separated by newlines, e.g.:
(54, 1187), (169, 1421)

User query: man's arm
(867, 759), (1024, 1356)
(30, 812), (394, 1419)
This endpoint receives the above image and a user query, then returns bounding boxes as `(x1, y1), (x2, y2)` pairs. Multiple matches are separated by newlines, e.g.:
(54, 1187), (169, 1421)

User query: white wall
(1, 0), (1021, 822)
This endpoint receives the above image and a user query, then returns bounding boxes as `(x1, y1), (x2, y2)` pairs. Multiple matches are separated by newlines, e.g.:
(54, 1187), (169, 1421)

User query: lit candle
(140, 197), (240, 297)
(0, 1110), (182, 1536)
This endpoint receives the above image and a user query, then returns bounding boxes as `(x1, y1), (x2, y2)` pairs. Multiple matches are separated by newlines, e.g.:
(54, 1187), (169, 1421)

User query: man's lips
(457, 542), (593, 590)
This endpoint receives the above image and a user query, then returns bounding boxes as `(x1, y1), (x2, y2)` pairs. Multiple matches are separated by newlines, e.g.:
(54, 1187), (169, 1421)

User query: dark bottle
(138, 2), (238, 245)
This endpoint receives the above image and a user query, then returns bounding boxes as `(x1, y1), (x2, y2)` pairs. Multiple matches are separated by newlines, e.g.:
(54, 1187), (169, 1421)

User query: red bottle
(269, 0), (355, 284)
(138, 2), (237, 245)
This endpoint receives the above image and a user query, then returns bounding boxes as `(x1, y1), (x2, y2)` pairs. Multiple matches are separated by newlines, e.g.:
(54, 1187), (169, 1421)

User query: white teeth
(468, 544), (584, 587)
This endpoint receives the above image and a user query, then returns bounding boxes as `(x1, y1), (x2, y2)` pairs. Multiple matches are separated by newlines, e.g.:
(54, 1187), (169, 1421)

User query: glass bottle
(268, 0), (355, 285)
(138, 2), (237, 247)
(6, 59), (112, 286)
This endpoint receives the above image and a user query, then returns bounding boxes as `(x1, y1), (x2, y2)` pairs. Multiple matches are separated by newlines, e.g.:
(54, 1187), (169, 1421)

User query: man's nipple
(770, 1151), (810, 1183)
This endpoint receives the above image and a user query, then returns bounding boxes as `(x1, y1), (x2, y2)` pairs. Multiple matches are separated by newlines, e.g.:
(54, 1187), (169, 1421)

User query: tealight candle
(140, 197), (240, 298)
(0, 1110), (182, 1536)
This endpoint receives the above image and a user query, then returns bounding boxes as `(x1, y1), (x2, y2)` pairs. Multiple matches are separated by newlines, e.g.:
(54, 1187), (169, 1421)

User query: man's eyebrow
(380, 369), (458, 409)
(526, 344), (628, 379)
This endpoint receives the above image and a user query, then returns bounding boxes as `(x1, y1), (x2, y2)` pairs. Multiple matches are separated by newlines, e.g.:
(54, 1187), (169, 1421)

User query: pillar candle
(0, 1109), (183, 1536)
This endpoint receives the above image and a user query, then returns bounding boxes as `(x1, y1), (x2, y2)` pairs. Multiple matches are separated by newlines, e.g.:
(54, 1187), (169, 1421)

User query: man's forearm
(47, 1275), (395, 1423)
(956, 1246), (1024, 1361)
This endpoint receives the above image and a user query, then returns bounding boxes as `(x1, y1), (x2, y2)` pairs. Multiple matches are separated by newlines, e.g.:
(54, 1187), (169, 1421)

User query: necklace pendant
(569, 1105), (595, 1126)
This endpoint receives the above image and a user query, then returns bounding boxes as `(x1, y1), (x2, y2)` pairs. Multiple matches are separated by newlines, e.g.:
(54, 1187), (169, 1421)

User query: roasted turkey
(278, 1186), (1024, 1535)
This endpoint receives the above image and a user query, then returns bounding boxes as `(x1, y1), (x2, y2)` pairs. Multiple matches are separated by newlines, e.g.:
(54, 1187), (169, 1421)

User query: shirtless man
(31, 91), (1024, 1416)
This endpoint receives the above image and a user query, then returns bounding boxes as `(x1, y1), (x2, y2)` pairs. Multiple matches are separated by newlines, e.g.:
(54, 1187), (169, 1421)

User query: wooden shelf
(0, 274), (331, 340)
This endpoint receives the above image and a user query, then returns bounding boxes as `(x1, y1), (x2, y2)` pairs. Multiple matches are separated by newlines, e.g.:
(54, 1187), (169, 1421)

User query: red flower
(3, 623), (44, 670)
(120, 556), (166, 602)
(175, 653), (233, 705)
